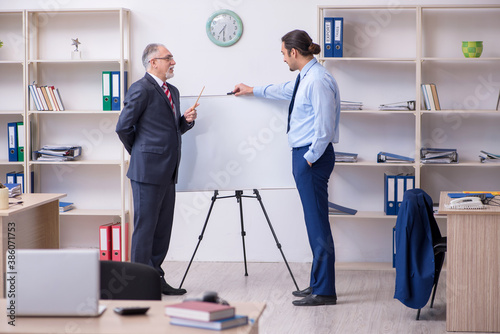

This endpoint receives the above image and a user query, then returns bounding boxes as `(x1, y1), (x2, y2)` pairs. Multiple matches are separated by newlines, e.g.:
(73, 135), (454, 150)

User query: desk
(439, 192), (500, 332)
(0, 299), (266, 334)
(0, 193), (65, 297)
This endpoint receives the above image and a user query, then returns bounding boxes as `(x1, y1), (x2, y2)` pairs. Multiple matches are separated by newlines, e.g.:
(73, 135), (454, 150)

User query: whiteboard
(177, 95), (295, 191)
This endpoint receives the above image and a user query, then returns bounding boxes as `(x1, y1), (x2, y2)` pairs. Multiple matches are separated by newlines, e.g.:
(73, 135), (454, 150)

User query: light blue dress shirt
(253, 58), (340, 163)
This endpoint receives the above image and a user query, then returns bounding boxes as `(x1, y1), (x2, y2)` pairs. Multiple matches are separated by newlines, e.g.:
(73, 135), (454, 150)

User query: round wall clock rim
(206, 9), (243, 47)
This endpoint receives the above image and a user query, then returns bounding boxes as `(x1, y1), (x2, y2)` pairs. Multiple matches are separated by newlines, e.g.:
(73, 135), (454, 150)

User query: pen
(227, 91), (235, 95)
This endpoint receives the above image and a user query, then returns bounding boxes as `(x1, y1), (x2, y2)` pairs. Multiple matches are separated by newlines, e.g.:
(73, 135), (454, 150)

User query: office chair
(100, 261), (161, 300)
(417, 235), (447, 320)
(393, 188), (447, 320)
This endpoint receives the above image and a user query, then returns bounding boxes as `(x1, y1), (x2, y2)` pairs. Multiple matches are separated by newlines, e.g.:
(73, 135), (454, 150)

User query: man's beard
(166, 67), (175, 80)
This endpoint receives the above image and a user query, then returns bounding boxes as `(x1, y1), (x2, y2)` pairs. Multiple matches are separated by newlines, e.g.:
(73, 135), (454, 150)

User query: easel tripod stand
(179, 189), (300, 291)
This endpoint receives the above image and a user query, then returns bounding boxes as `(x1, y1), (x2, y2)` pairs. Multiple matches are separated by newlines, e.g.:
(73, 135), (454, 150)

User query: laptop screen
(6, 249), (102, 317)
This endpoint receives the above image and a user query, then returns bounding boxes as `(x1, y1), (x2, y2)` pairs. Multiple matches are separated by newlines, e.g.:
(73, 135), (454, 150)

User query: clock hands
(218, 24), (227, 39)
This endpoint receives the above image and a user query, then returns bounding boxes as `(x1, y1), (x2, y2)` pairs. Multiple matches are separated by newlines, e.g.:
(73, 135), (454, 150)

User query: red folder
(111, 222), (129, 261)
(99, 223), (114, 260)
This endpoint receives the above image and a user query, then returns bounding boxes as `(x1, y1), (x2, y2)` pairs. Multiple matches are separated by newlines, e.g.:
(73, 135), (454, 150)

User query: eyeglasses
(149, 55), (174, 62)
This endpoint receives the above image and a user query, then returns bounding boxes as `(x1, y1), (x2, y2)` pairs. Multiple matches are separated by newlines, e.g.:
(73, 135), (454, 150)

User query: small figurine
(71, 38), (81, 59)
(71, 38), (81, 52)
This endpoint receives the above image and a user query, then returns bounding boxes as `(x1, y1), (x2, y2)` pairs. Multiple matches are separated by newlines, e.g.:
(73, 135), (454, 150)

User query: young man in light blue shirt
(233, 30), (340, 306)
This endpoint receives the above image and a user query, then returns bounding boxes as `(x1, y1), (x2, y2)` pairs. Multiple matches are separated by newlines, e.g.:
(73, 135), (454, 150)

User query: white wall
(1, 0), (497, 263)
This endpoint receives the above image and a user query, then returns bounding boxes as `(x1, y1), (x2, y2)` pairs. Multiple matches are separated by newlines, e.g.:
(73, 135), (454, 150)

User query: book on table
(170, 314), (248, 330)
(165, 301), (235, 321)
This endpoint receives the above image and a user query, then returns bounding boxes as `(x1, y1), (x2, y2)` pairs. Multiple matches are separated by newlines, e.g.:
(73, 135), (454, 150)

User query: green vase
(462, 41), (483, 58)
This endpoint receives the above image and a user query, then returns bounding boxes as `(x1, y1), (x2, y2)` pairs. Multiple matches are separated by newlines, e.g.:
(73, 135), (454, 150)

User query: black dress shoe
(292, 286), (312, 297)
(292, 294), (337, 306)
(161, 279), (187, 296)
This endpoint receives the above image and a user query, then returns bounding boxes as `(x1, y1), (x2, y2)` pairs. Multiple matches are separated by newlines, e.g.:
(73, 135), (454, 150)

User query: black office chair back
(100, 261), (161, 300)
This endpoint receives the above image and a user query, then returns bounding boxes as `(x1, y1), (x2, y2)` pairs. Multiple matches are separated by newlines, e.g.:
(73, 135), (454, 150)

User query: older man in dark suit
(116, 43), (198, 295)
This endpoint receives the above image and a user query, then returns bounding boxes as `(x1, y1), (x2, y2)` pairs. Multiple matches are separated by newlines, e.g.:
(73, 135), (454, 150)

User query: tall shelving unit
(10, 8), (131, 259)
(0, 10), (26, 191)
(317, 5), (500, 220)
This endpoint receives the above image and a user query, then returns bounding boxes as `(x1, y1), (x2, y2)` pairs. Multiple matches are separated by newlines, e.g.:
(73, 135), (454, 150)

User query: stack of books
(377, 152), (414, 163)
(32, 145), (82, 161)
(341, 100), (363, 110)
(165, 301), (248, 331)
(28, 83), (65, 111)
(59, 202), (74, 212)
(479, 150), (500, 163)
(421, 83), (441, 111)
(420, 148), (458, 164)
(335, 152), (358, 163)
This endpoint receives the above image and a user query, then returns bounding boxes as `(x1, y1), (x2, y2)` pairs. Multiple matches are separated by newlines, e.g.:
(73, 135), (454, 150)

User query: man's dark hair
(281, 30), (321, 56)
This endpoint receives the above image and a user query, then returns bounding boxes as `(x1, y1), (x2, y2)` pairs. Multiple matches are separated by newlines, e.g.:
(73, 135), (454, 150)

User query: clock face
(206, 10), (243, 47)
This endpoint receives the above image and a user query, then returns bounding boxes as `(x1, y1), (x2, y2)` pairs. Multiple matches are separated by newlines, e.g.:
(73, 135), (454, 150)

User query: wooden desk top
(0, 299), (266, 334)
(438, 191), (500, 215)
(0, 193), (66, 216)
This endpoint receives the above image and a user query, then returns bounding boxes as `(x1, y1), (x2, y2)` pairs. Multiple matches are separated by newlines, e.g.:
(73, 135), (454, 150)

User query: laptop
(6, 249), (106, 316)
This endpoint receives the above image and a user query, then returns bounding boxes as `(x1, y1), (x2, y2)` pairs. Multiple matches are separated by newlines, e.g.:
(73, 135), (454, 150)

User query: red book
(165, 301), (235, 321)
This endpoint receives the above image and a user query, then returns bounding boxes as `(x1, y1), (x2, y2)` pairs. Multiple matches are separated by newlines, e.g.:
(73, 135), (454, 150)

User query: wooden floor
(160, 261), (486, 334)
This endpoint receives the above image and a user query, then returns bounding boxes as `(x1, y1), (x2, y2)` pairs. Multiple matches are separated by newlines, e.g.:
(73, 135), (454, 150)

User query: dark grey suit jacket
(116, 73), (194, 185)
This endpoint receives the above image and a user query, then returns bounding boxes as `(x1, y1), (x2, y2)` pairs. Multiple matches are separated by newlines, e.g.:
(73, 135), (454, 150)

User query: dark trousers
(130, 180), (176, 278)
(292, 143), (336, 296)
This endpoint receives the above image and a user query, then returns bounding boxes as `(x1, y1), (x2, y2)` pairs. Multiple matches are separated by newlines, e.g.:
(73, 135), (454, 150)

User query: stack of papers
(4, 183), (21, 198)
(479, 150), (500, 163)
(341, 100), (363, 110)
(335, 152), (358, 163)
(420, 148), (458, 164)
(379, 100), (415, 111)
(33, 145), (82, 161)
(377, 152), (414, 163)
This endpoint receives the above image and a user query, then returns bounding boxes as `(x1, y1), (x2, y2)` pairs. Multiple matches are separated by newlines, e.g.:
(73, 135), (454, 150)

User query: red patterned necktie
(162, 83), (175, 111)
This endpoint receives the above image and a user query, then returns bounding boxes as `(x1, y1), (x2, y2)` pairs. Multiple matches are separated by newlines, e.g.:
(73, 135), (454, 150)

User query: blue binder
(328, 201), (357, 215)
(8, 122), (18, 162)
(324, 17), (334, 57)
(377, 151), (414, 163)
(395, 174), (415, 214)
(15, 171), (24, 193)
(12, 171), (34, 193)
(384, 173), (397, 215)
(111, 71), (128, 111)
(111, 71), (121, 111)
(333, 17), (343, 57)
(6, 171), (17, 184)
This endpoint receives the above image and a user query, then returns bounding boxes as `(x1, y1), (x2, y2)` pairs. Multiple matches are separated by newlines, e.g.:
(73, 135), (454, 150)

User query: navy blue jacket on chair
(394, 188), (441, 309)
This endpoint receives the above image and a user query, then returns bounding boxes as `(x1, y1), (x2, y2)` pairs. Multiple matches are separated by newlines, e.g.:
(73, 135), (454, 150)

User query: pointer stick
(193, 86), (205, 109)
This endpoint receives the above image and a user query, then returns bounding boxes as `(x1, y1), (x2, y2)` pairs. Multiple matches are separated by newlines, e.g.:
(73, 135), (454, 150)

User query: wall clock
(206, 9), (243, 47)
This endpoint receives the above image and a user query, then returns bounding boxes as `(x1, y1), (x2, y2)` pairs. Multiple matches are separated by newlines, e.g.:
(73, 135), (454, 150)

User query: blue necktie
(287, 74), (301, 133)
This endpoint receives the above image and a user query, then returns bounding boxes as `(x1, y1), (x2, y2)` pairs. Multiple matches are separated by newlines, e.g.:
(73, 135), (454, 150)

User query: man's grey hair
(142, 43), (166, 70)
